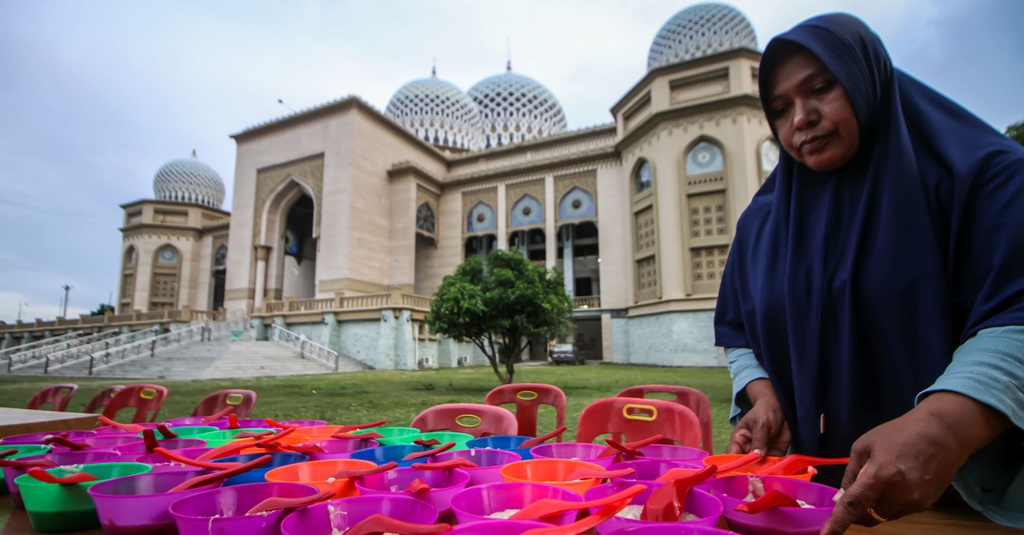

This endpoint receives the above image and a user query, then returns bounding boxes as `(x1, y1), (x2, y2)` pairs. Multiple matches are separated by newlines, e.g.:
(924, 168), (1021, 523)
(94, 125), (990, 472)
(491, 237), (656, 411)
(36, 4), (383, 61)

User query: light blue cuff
(727, 347), (769, 427)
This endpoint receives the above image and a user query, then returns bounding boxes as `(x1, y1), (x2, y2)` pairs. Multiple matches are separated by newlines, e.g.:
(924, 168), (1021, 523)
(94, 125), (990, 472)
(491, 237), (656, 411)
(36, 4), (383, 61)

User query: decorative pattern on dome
(152, 152), (226, 208)
(647, 3), (757, 70)
(386, 73), (483, 151)
(468, 68), (568, 149)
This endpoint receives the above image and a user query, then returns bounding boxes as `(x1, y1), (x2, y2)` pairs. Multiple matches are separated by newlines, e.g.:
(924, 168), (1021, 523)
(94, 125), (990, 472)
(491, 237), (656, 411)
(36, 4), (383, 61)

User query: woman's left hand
(821, 392), (1010, 535)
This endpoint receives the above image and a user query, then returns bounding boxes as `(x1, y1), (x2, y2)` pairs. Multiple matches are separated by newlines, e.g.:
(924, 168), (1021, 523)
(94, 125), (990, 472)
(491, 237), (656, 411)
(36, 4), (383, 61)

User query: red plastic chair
(192, 389), (257, 418)
(100, 383), (168, 423)
(575, 397), (702, 448)
(26, 384), (78, 412)
(484, 383), (566, 440)
(617, 384), (715, 453)
(410, 403), (519, 438)
(84, 385), (126, 413)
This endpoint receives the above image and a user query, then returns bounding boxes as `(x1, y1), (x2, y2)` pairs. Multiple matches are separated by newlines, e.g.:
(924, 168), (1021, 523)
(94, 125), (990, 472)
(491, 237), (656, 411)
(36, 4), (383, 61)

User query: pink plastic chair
(84, 385), (126, 413)
(575, 397), (702, 448)
(192, 389), (257, 418)
(100, 383), (168, 423)
(410, 403), (518, 438)
(26, 384), (78, 412)
(616, 384), (715, 453)
(484, 383), (566, 441)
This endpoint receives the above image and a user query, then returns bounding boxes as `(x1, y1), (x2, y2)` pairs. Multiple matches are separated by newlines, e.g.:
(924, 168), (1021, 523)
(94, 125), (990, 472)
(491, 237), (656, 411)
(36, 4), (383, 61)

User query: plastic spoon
(564, 467), (635, 481)
(153, 447), (241, 471)
(411, 458), (479, 470)
(404, 478), (431, 494)
(265, 418), (300, 429)
(245, 489), (336, 515)
(142, 429), (161, 454)
(598, 434), (664, 458)
(342, 514), (451, 535)
(334, 420), (388, 434)
(156, 424), (178, 439)
(517, 426), (569, 450)
(97, 416), (145, 433)
(413, 438), (442, 447)
(510, 483), (646, 520)
(735, 489), (801, 513)
(26, 467), (99, 484)
(717, 451), (763, 473)
(167, 455), (272, 492)
(330, 462), (397, 479)
(402, 442), (456, 461)
(0, 458), (58, 469)
(196, 428), (296, 461)
(640, 464), (717, 522)
(520, 494), (635, 535)
(0, 448), (18, 458)
(43, 435), (90, 451)
(279, 443), (325, 454)
(200, 406), (234, 423)
(227, 414), (240, 429)
(754, 455), (850, 476)
(332, 431), (385, 440)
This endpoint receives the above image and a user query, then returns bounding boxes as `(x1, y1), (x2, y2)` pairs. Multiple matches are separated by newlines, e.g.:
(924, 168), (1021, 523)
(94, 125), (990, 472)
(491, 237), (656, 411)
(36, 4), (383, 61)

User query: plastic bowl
(3, 449), (120, 509)
(213, 452), (308, 486)
(293, 425), (348, 437)
(349, 444), (430, 467)
(352, 426), (420, 446)
(305, 438), (380, 461)
(168, 481), (320, 535)
(280, 419), (327, 427)
(88, 468), (214, 535)
(0, 429), (96, 446)
(115, 439), (208, 460)
(133, 447), (214, 472)
(500, 458), (607, 496)
(279, 493), (439, 535)
(396, 431), (474, 450)
(465, 435), (535, 460)
(702, 454), (817, 481)
(265, 458), (378, 498)
(82, 434), (146, 449)
(432, 448), (522, 486)
(0, 444), (50, 497)
(93, 423), (163, 434)
(192, 428), (274, 448)
(604, 525), (740, 534)
(530, 442), (617, 468)
(449, 481), (581, 525)
(609, 458), (706, 484)
(15, 462), (152, 533)
(711, 475), (838, 535)
(143, 425), (219, 438)
(224, 433), (312, 455)
(161, 416), (231, 429)
(356, 465), (471, 515)
(633, 444), (709, 462)
(447, 520), (551, 534)
(584, 480), (723, 534)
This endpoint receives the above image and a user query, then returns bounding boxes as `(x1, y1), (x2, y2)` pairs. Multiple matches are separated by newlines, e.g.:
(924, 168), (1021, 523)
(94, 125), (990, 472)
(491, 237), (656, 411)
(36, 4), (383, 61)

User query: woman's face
(767, 49), (860, 171)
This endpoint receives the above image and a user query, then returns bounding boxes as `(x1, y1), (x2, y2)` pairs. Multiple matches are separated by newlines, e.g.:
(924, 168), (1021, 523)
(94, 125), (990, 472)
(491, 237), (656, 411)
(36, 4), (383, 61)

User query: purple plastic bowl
(609, 458), (707, 488)
(279, 494), (439, 535)
(349, 444), (429, 467)
(711, 475), (837, 535)
(83, 434), (146, 449)
(161, 417), (232, 429)
(449, 481), (581, 525)
(633, 444), (709, 462)
(2, 449), (122, 509)
(115, 438), (208, 460)
(530, 442), (616, 468)
(306, 438), (380, 461)
(605, 525), (739, 534)
(88, 468), (213, 535)
(280, 419), (327, 427)
(356, 465), (471, 515)
(0, 429), (96, 445)
(133, 447), (214, 472)
(93, 423), (163, 434)
(584, 479), (724, 534)
(447, 520), (551, 534)
(432, 448), (522, 486)
(168, 482), (320, 535)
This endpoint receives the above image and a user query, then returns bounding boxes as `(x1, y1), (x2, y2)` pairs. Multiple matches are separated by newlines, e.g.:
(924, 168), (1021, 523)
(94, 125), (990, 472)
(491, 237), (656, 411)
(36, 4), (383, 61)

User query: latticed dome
(152, 151), (226, 208)
(468, 65), (568, 149)
(386, 71), (483, 151)
(647, 3), (757, 70)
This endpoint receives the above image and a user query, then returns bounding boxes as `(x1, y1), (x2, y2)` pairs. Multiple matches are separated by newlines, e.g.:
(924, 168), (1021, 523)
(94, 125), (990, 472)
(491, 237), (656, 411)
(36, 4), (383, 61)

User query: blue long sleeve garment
(727, 325), (1024, 526)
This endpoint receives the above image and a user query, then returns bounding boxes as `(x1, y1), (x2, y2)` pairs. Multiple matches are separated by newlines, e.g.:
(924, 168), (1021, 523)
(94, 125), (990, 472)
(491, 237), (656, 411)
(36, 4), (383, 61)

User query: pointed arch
(510, 194), (543, 228)
(685, 138), (726, 175)
(632, 158), (654, 196)
(466, 201), (497, 233)
(558, 187), (595, 221)
(260, 176), (318, 244)
(149, 244), (180, 311)
(758, 137), (780, 181)
(416, 202), (436, 235)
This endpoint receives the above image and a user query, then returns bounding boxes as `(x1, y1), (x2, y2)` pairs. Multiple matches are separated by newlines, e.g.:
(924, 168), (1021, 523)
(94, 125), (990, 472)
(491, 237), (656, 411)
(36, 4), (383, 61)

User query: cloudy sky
(1, 0), (1021, 323)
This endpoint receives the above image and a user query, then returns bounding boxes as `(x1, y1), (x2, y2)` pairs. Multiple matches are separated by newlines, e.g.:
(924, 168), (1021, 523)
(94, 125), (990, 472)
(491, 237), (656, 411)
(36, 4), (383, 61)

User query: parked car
(549, 342), (584, 365)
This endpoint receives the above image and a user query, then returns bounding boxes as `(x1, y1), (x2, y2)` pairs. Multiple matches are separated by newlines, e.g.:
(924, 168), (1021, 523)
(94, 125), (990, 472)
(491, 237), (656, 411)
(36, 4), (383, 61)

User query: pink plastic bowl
(305, 438), (380, 461)
(168, 482), (320, 535)
(530, 442), (616, 468)
(161, 417), (231, 429)
(431, 448), (522, 486)
(0, 429), (96, 445)
(133, 447), (213, 472)
(447, 520), (550, 534)
(449, 481), (581, 525)
(356, 465), (471, 515)
(605, 525), (739, 534)
(710, 475), (838, 535)
(585, 480), (724, 534)
(631, 444), (710, 462)
(88, 468), (214, 535)
(609, 459), (706, 486)
(82, 434), (146, 449)
(114, 438), (208, 460)
(279, 493), (439, 535)
(93, 423), (163, 434)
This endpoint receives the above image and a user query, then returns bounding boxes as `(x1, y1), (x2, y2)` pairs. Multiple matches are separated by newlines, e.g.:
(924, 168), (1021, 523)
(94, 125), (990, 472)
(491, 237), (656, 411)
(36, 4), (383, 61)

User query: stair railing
(86, 324), (208, 375)
(268, 324), (339, 371)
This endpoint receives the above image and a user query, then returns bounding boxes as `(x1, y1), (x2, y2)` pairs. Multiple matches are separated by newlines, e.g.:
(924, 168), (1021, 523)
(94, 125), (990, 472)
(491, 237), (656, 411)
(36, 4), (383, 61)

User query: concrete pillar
(253, 245), (271, 310)
(545, 175), (556, 269)
(562, 226), (575, 297)
(497, 184), (507, 250)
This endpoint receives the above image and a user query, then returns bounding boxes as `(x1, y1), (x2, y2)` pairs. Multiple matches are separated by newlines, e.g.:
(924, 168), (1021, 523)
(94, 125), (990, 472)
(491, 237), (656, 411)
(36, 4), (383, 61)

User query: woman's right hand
(727, 378), (792, 457)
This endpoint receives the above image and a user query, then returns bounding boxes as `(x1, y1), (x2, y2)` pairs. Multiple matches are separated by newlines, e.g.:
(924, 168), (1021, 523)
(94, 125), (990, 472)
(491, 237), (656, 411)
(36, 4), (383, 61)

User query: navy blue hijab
(715, 14), (1024, 458)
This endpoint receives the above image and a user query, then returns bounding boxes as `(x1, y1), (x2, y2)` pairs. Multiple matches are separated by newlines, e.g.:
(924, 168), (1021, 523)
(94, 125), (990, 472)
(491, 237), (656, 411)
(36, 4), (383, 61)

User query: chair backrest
(26, 384), (78, 412)
(575, 397), (702, 448)
(100, 383), (168, 423)
(410, 403), (519, 438)
(192, 389), (258, 418)
(484, 383), (566, 440)
(616, 384), (714, 453)
(84, 385), (126, 413)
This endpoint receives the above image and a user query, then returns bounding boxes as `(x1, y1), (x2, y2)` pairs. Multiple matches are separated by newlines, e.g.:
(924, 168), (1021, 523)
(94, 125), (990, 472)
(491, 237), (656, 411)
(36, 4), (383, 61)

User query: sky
(1, 0), (1021, 323)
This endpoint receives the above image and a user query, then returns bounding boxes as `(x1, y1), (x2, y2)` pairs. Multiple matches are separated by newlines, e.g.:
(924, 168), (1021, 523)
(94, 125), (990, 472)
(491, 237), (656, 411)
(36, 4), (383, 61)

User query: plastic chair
(410, 403), (519, 438)
(484, 383), (566, 441)
(100, 383), (168, 423)
(191, 389), (258, 418)
(84, 385), (126, 414)
(617, 384), (715, 453)
(26, 384), (78, 412)
(575, 397), (702, 448)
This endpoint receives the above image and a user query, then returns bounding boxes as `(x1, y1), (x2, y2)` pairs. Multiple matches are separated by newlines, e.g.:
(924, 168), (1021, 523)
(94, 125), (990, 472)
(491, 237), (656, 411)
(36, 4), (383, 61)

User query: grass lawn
(0, 363), (735, 453)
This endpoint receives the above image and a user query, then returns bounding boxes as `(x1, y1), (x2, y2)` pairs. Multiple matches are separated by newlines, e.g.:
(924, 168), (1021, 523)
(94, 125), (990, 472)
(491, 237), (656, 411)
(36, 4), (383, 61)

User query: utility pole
(17, 302), (27, 322)
(60, 284), (72, 318)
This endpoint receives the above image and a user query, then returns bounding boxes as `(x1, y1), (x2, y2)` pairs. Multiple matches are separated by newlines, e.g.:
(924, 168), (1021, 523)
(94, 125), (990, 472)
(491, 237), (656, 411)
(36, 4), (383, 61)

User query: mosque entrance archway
(279, 195), (317, 299)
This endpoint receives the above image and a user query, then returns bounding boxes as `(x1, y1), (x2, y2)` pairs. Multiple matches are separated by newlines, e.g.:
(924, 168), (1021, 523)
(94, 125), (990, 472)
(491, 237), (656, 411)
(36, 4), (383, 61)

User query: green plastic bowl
(396, 431), (474, 451)
(15, 462), (152, 533)
(0, 444), (51, 493)
(353, 426), (421, 446)
(193, 428), (275, 448)
(138, 425), (218, 439)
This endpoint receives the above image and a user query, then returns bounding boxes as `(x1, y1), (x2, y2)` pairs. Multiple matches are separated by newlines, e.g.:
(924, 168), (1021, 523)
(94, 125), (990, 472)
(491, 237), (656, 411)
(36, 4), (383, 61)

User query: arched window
(559, 188), (595, 221)
(759, 139), (780, 182)
(686, 141), (725, 175)
(510, 195), (543, 228)
(214, 245), (228, 268)
(150, 245), (180, 311)
(683, 138), (730, 295)
(634, 159), (653, 194)
(466, 202), (497, 233)
(416, 203), (436, 234)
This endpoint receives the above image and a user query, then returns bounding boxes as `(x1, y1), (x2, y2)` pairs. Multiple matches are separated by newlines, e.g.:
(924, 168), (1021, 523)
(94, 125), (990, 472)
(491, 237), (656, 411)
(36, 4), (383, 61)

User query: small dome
(153, 151), (226, 208)
(386, 71), (483, 151)
(468, 65), (567, 149)
(648, 3), (757, 70)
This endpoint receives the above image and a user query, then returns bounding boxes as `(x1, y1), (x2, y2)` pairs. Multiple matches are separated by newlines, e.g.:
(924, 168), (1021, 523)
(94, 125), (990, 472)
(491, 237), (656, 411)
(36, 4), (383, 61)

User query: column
(562, 226), (575, 297)
(253, 245), (271, 311)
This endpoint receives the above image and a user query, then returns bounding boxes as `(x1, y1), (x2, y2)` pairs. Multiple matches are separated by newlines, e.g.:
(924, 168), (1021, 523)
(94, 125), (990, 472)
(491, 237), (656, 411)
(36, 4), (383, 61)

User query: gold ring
(867, 507), (889, 522)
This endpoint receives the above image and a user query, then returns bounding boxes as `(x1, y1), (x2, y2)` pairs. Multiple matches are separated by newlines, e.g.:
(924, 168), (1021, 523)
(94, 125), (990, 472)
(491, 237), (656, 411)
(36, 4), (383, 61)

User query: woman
(715, 13), (1024, 533)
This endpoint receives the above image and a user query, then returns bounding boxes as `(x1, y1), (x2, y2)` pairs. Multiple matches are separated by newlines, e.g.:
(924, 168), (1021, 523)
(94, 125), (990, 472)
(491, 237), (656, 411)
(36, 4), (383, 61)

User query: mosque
(116, 3), (779, 369)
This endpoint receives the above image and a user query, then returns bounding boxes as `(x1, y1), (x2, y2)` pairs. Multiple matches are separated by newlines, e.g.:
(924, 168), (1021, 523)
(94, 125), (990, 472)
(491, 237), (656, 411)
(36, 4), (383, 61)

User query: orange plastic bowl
(702, 454), (817, 481)
(265, 459), (377, 498)
(499, 458), (605, 496)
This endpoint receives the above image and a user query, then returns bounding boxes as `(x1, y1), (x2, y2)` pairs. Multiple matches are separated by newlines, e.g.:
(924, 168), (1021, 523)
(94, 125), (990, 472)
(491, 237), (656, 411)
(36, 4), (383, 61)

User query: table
(0, 408), (99, 439)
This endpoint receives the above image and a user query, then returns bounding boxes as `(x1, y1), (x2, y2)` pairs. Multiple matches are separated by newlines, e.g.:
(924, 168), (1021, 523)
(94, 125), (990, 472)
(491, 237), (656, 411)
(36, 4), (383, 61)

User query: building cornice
(616, 94), (764, 151)
(445, 146), (619, 187)
(119, 199), (230, 216)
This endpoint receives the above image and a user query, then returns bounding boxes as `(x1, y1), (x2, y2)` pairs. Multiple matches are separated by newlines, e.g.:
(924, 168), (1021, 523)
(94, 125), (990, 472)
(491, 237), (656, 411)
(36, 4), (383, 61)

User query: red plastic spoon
(156, 424), (178, 439)
(717, 451), (763, 473)
(564, 467), (635, 481)
(200, 406), (234, 423)
(196, 428), (296, 461)
(0, 458), (58, 469)
(97, 416), (145, 433)
(153, 447), (241, 471)
(43, 435), (91, 451)
(517, 426), (569, 450)
(245, 489), (336, 515)
(167, 455), (272, 492)
(334, 420), (388, 435)
(598, 434), (665, 458)
(520, 494), (635, 535)
(402, 442), (456, 461)
(411, 458), (479, 470)
(640, 464), (717, 522)
(510, 483), (646, 520)
(735, 489), (802, 513)
(265, 418), (300, 429)
(0, 448), (18, 458)
(26, 467), (99, 484)
(754, 455), (850, 476)
(330, 462), (397, 479)
(342, 514), (451, 535)
(404, 478), (431, 494)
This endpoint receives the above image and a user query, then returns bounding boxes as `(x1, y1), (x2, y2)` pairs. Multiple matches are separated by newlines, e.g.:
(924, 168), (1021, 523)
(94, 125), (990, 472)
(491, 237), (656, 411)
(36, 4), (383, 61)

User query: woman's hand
(821, 392), (1010, 534)
(727, 378), (792, 457)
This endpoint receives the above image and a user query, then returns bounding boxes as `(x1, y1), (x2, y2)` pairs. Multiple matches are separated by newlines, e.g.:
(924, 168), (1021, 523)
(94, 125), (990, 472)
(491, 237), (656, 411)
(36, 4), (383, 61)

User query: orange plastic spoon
(717, 451), (763, 473)
(343, 514), (451, 535)
(245, 489), (335, 515)
(518, 426), (569, 450)
(26, 467), (99, 484)
(640, 464), (716, 522)
(200, 406), (234, 423)
(755, 455), (850, 476)
(402, 442), (456, 461)
(510, 483), (646, 520)
(97, 416), (145, 433)
(735, 489), (801, 513)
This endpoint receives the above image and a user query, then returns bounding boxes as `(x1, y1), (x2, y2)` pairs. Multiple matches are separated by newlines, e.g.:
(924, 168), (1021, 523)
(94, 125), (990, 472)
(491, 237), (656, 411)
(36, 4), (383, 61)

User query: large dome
(385, 71), (483, 151)
(647, 3), (757, 70)
(468, 65), (567, 149)
(152, 151), (226, 208)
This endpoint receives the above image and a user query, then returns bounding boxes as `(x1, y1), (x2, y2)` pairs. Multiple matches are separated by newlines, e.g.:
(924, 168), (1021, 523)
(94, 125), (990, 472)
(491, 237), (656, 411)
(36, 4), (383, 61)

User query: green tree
(89, 304), (115, 316)
(426, 249), (575, 384)
(1007, 120), (1024, 147)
